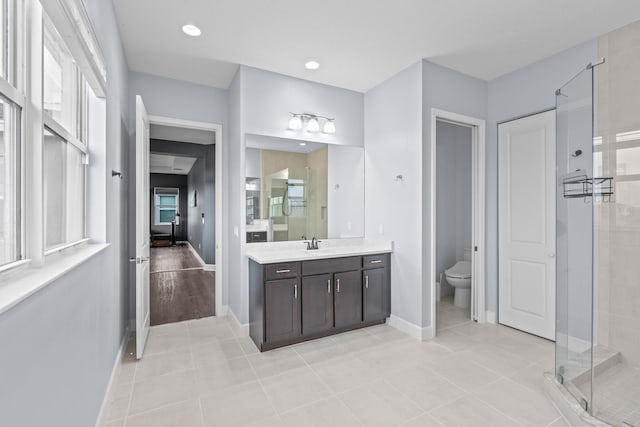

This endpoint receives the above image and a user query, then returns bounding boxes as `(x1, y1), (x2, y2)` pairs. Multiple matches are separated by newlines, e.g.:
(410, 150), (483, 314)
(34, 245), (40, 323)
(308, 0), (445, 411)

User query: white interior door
(498, 110), (556, 340)
(135, 95), (151, 359)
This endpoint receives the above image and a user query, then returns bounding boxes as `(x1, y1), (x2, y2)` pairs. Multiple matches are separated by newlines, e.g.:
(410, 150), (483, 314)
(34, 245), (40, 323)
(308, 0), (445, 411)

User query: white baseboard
(217, 305), (229, 317)
(186, 242), (206, 266)
(225, 306), (249, 337)
(388, 315), (434, 341)
(557, 333), (592, 354)
(95, 327), (130, 427)
(486, 310), (497, 324)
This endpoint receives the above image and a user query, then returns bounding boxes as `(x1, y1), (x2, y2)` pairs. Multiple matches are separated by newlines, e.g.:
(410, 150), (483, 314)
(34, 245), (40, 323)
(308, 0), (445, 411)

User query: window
(0, 0), (15, 83)
(42, 11), (90, 251)
(43, 128), (85, 249)
(43, 14), (81, 139)
(154, 188), (179, 225)
(0, 0), (19, 268)
(0, 95), (20, 266)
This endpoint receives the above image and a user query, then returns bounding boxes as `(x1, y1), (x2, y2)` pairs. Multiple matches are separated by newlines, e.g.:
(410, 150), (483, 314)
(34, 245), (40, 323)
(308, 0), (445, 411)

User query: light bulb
(182, 24), (202, 37)
(305, 61), (320, 70)
(288, 115), (302, 130)
(306, 117), (320, 132)
(323, 120), (336, 134)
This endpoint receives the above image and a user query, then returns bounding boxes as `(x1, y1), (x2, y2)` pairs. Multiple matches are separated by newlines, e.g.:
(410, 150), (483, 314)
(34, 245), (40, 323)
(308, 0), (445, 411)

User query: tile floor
(102, 316), (569, 427)
(584, 361), (640, 426)
(435, 295), (472, 332)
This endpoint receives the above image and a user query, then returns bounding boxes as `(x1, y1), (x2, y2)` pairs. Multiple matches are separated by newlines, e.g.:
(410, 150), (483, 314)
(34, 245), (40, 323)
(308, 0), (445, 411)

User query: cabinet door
(302, 274), (333, 336)
(265, 278), (301, 343)
(334, 270), (362, 328)
(363, 268), (385, 322)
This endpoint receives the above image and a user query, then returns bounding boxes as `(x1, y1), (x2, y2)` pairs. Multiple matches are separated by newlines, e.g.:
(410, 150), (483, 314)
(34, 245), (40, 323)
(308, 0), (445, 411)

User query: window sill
(0, 243), (109, 316)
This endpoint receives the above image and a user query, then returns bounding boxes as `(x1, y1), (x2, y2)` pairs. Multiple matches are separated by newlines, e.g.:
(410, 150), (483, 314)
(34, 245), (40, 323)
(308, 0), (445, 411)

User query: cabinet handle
(365, 275), (369, 289)
(336, 279), (340, 293)
(276, 269), (291, 274)
(294, 283), (298, 299)
(327, 279), (331, 293)
(370, 260), (382, 264)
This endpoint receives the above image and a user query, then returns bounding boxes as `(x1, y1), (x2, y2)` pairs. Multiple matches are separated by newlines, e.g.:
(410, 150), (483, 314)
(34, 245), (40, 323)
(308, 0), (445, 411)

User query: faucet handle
(304, 241), (312, 250)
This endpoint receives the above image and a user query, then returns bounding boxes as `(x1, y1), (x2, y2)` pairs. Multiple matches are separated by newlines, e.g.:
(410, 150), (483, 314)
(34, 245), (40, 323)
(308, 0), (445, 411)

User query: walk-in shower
(554, 57), (640, 426)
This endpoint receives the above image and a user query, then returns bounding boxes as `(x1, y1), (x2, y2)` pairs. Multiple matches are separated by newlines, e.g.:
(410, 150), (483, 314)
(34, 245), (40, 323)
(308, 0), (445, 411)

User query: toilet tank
(463, 247), (472, 261)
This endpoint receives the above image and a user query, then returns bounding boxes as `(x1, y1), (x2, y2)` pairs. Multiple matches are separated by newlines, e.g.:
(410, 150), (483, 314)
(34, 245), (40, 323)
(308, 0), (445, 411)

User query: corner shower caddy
(562, 174), (613, 201)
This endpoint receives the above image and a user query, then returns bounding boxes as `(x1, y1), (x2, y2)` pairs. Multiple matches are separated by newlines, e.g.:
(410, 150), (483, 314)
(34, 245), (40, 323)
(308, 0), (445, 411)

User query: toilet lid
(445, 261), (471, 279)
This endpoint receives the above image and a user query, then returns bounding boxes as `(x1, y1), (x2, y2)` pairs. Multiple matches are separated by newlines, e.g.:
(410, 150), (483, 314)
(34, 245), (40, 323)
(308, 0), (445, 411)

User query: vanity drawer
(303, 256), (361, 276)
(363, 254), (389, 269)
(265, 262), (300, 280)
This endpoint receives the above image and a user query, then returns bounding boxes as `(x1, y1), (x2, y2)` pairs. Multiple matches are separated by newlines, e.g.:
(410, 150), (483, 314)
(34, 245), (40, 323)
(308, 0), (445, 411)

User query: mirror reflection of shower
(245, 145), (328, 243)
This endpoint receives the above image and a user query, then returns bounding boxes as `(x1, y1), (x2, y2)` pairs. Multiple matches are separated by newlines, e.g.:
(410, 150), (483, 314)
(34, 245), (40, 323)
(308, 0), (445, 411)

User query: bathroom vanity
(247, 239), (392, 351)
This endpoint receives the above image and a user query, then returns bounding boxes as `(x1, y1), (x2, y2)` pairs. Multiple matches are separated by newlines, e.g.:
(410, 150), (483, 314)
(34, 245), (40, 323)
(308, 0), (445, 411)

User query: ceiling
(113, 0), (640, 93)
(150, 123), (215, 145)
(150, 153), (198, 175)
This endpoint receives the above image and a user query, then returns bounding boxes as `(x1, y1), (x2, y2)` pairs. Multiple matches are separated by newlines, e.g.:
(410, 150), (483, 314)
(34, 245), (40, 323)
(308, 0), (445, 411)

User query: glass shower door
(555, 65), (595, 413)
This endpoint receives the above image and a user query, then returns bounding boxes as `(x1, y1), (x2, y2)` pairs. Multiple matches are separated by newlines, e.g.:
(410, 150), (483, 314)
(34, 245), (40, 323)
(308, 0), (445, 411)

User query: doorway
(498, 110), (556, 340)
(430, 109), (486, 336)
(133, 96), (223, 358)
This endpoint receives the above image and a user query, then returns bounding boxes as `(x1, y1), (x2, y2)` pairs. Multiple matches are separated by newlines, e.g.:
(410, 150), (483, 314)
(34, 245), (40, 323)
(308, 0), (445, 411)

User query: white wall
(245, 147), (261, 178)
(328, 145), (365, 238)
(241, 66), (364, 147)
(364, 62), (424, 327)
(435, 121), (472, 294)
(422, 60), (488, 327)
(487, 40), (598, 314)
(226, 68), (244, 322)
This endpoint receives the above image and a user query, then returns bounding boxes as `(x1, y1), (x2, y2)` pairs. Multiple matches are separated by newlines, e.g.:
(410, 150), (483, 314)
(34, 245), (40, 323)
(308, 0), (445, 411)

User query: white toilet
(445, 248), (472, 308)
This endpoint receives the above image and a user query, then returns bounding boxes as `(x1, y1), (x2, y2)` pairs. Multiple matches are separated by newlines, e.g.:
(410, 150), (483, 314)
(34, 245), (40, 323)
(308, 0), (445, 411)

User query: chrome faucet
(305, 237), (321, 250)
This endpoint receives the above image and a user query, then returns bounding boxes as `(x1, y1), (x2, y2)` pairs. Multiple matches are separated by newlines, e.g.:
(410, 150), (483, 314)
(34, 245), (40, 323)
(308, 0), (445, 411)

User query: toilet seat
(445, 261), (471, 279)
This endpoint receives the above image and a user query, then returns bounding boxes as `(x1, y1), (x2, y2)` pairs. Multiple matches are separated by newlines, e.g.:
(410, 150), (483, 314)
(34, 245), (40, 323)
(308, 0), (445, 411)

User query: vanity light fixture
(288, 112), (336, 134)
(182, 24), (202, 37)
(306, 117), (320, 132)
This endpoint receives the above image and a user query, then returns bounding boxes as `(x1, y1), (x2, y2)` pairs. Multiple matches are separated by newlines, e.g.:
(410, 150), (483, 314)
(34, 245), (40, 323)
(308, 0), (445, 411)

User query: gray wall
(487, 40), (598, 315)
(150, 139), (215, 264)
(0, 0), (131, 425)
(421, 60), (488, 327)
(364, 62), (424, 327)
(436, 121), (472, 294)
(150, 173), (188, 241)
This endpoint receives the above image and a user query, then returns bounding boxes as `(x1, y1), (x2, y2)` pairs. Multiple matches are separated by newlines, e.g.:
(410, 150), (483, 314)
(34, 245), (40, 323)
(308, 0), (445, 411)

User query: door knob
(548, 253), (555, 258)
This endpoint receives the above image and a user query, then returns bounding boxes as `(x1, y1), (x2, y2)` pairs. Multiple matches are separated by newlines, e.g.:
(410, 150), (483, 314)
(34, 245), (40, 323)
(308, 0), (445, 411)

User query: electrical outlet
(198, 243), (201, 249)
(347, 221), (352, 231)
(378, 224), (384, 235)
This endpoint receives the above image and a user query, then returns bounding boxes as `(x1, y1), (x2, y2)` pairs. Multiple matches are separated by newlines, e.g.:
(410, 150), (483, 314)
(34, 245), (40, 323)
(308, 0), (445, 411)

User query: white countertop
(246, 238), (393, 264)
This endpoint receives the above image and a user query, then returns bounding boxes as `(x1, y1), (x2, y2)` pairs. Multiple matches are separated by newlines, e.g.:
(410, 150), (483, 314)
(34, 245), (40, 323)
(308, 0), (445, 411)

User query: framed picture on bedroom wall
(190, 189), (197, 207)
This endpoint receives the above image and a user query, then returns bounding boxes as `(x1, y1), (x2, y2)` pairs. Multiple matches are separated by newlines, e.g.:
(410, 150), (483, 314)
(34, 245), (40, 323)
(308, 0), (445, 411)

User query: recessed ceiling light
(182, 24), (202, 37)
(299, 142), (307, 146)
(305, 60), (320, 70)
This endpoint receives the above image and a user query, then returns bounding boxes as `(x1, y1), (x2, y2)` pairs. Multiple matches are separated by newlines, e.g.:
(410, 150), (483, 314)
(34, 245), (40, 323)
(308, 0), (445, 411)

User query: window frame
(154, 188), (180, 226)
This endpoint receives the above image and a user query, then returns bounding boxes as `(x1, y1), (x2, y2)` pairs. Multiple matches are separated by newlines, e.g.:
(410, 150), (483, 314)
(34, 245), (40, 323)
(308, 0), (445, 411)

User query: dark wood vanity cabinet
(334, 270), (363, 329)
(264, 278), (300, 344)
(301, 274), (333, 336)
(363, 254), (391, 322)
(249, 253), (391, 351)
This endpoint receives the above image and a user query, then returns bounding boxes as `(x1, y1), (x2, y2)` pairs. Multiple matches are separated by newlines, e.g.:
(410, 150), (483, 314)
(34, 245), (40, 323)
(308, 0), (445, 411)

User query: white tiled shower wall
(597, 20), (640, 367)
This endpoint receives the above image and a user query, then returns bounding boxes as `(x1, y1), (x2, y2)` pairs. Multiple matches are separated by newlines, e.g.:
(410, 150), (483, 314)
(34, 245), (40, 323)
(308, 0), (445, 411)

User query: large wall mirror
(245, 134), (364, 243)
